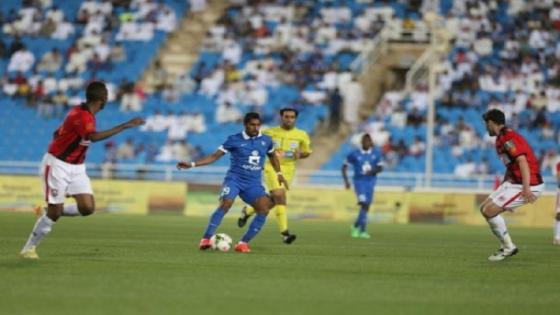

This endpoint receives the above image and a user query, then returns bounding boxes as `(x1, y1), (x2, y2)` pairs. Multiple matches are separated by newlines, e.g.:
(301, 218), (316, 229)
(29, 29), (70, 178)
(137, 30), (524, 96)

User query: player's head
(86, 81), (108, 112)
(243, 112), (262, 137)
(279, 107), (298, 129)
(361, 133), (373, 150)
(482, 108), (505, 136)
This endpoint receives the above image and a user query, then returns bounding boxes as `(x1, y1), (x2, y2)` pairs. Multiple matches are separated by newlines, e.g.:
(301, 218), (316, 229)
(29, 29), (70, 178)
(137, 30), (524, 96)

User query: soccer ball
(211, 233), (233, 252)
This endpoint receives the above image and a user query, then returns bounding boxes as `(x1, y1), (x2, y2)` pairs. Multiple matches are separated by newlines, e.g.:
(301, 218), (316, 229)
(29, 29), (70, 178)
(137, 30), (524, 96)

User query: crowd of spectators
(350, 0), (560, 175)
(190, 0), (405, 128)
(0, 0), (179, 114)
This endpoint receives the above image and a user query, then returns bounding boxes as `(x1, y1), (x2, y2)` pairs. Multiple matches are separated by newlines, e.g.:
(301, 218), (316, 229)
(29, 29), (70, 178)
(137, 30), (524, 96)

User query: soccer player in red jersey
(20, 81), (144, 259)
(480, 109), (545, 261)
(554, 161), (560, 245)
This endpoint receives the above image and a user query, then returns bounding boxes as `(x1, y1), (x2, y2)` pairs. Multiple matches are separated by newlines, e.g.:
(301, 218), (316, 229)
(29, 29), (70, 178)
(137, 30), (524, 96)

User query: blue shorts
(353, 179), (376, 205)
(219, 178), (268, 205)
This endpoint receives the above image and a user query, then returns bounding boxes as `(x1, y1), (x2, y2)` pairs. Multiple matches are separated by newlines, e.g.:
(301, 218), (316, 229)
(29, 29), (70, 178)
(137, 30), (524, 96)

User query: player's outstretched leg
(20, 205), (62, 259)
(20, 215), (54, 259)
(200, 200), (232, 250)
(237, 206), (254, 228)
(235, 197), (271, 253)
(236, 213), (267, 253)
(481, 202), (517, 261)
(21, 196), (96, 258)
(21, 199), (95, 259)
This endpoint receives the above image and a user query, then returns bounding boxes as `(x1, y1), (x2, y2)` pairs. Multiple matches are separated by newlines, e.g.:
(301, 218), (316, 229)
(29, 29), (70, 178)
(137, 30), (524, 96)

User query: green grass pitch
(1, 212), (559, 315)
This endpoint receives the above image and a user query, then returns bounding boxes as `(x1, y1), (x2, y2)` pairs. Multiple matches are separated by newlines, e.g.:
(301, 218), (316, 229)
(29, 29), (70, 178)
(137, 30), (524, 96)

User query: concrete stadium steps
(140, 1), (229, 91)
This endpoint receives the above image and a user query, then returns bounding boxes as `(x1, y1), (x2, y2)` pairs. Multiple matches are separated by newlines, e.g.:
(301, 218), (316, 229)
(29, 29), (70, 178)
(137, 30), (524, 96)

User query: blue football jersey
(219, 131), (275, 183)
(344, 148), (383, 181)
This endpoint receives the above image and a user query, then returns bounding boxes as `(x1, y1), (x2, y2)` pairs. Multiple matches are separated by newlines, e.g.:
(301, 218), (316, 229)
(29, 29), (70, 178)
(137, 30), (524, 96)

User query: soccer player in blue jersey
(177, 112), (288, 253)
(341, 133), (383, 239)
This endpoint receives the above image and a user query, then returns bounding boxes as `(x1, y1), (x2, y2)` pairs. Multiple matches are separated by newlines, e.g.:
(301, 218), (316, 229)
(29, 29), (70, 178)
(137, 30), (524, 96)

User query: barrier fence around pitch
(0, 161), (556, 193)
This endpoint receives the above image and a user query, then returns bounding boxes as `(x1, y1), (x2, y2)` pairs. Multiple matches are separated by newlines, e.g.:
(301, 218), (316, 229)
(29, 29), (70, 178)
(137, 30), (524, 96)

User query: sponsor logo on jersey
(248, 150), (261, 166)
(504, 140), (516, 155)
(242, 164), (262, 171)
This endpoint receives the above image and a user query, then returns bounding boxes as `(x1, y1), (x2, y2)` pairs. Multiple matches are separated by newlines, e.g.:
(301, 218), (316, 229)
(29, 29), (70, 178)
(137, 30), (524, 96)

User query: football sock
(353, 213), (361, 229)
(275, 204), (288, 232)
(21, 214), (54, 252)
(360, 206), (369, 232)
(355, 206), (368, 231)
(487, 215), (514, 249)
(203, 208), (226, 239)
(62, 204), (81, 216)
(241, 212), (267, 243)
(245, 206), (256, 216)
(555, 218), (560, 239)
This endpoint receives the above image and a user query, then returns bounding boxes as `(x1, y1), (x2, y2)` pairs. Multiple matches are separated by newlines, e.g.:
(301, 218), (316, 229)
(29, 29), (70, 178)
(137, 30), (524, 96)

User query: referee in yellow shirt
(238, 108), (312, 244)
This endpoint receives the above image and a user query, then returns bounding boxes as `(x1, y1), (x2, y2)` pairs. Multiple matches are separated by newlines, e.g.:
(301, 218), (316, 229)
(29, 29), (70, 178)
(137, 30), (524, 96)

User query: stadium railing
(1, 161), (556, 193)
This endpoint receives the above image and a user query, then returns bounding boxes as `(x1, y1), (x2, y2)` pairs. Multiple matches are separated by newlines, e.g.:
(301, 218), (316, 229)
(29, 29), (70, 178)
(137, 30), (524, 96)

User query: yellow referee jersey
(263, 126), (312, 169)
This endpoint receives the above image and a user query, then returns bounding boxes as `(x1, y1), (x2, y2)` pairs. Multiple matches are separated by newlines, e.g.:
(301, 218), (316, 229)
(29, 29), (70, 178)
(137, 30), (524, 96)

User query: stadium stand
(323, 0), (560, 177)
(0, 0), (559, 182)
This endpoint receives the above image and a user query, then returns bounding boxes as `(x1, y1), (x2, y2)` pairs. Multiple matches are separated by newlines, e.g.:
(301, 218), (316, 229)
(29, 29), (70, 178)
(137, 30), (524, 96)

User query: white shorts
(41, 153), (93, 204)
(489, 181), (545, 210)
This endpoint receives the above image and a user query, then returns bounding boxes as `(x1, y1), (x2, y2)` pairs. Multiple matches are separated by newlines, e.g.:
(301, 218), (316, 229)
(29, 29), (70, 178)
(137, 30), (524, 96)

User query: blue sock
(360, 209), (368, 232)
(353, 215), (361, 228)
(241, 212), (267, 243)
(203, 208), (226, 238)
(357, 206), (369, 232)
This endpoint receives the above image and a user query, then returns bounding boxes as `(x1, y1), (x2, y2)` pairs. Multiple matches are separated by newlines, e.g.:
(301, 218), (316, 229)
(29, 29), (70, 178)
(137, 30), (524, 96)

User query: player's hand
(124, 117), (145, 128)
(344, 181), (351, 190)
(278, 174), (290, 190)
(521, 189), (537, 204)
(293, 149), (301, 160)
(176, 161), (192, 170)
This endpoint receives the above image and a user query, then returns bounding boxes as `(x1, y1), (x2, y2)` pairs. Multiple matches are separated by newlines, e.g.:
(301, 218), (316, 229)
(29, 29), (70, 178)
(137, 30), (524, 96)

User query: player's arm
(368, 164), (383, 176)
(341, 163), (351, 190)
(267, 151), (289, 190)
(556, 167), (560, 188)
(89, 118), (145, 142)
(294, 133), (312, 160)
(177, 150), (225, 169)
(516, 154), (537, 203)
(294, 151), (311, 160)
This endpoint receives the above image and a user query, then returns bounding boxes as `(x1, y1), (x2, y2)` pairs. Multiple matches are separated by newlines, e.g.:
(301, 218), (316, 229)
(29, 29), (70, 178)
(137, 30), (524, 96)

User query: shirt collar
(80, 103), (92, 113)
(360, 148), (372, 154)
(242, 131), (262, 139)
